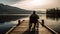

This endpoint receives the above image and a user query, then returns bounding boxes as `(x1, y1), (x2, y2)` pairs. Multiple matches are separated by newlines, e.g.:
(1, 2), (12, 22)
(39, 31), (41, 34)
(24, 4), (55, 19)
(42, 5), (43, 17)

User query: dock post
(17, 20), (21, 26)
(42, 20), (44, 26)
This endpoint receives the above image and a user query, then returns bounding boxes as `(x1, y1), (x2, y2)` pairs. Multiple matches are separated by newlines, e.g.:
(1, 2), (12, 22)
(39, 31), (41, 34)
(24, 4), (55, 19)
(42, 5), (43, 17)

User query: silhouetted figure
(29, 11), (39, 31)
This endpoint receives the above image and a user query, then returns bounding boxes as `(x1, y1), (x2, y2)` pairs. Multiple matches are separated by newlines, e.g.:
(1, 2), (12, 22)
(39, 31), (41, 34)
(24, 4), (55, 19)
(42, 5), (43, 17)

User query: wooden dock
(6, 20), (58, 34)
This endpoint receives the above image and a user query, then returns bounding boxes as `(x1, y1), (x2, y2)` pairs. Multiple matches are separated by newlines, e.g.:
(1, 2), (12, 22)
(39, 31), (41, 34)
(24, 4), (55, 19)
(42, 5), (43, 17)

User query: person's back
(29, 11), (39, 31)
(30, 11), (39, 23)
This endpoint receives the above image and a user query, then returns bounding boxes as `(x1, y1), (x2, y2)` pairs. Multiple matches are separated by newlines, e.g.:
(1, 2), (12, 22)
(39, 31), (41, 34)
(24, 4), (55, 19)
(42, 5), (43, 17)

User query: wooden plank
(5, 20), (57, 34)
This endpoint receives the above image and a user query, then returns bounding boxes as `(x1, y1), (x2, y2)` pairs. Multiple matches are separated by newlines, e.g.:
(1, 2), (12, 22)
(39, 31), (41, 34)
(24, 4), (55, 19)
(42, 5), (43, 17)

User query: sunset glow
(11, 0), (59, 10)
(26, 0), (50, 6)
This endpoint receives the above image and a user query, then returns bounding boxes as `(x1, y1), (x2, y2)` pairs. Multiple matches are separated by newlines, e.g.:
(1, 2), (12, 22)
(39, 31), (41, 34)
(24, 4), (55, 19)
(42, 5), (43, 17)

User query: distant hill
(0, 4), (32, 14)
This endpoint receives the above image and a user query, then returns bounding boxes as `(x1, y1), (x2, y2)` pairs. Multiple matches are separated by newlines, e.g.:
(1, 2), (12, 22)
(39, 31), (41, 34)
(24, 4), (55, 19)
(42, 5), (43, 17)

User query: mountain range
(0, 3), (32, 14)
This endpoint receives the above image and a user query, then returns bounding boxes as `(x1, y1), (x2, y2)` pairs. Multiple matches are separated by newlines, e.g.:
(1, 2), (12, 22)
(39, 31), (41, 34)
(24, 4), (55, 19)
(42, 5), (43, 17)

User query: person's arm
(37, 15), (39, 19)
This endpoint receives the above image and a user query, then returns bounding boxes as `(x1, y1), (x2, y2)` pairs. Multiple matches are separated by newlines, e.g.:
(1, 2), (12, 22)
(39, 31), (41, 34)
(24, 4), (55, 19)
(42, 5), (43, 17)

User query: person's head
(33, 11), (36, 14)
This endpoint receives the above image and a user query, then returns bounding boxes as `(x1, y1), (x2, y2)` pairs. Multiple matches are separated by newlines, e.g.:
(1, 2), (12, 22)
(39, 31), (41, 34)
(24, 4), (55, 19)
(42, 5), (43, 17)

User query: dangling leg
(29, 22), (32, 31)
(34, 23), (36, 30)
(37, 22), (39, 31)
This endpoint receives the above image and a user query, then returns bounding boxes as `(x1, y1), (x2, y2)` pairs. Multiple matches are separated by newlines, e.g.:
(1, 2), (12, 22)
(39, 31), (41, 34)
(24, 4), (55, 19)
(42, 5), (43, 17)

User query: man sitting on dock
(29, 11), (39, 31)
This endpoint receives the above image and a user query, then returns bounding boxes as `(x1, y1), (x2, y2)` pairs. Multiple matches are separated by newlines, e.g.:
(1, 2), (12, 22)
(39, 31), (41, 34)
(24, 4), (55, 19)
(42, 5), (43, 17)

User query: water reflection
(46, 14), (60, 33)
(0, 15), (28, 23)
(0, 21), (14, 34)
(0, 14), (60, 34)
(46, 14), (60, 20)
(0, 14), (29, 34)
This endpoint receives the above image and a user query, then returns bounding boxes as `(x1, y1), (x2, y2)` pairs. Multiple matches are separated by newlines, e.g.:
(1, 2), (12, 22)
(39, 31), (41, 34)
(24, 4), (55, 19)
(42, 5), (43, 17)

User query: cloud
(0, 0), (22, 5)
(12, 0), (60, 10)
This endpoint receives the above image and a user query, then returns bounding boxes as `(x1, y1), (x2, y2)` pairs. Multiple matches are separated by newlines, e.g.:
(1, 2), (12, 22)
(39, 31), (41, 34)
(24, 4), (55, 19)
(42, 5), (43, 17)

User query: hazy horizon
(0, 0), (60, 11)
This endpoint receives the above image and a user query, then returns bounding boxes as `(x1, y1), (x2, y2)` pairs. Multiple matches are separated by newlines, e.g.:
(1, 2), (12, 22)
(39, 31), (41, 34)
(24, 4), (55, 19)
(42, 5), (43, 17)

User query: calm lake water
(0, 14), (60, 34)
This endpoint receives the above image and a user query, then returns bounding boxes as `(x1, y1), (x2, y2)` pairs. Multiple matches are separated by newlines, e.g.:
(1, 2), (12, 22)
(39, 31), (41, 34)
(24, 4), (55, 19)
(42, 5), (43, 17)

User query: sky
(0, 0), (60, 11)
(0, 0), (22, 5)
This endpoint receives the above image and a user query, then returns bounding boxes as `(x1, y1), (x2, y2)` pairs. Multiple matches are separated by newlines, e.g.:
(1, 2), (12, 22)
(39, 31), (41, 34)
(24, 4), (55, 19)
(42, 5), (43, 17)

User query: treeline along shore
(46, 8), (60, 20)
